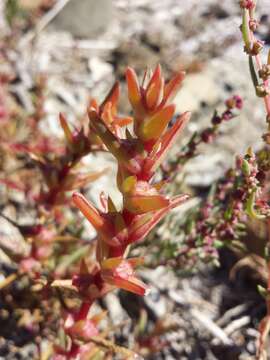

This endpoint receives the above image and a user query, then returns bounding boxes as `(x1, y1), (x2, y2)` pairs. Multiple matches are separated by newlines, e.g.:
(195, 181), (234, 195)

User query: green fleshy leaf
(224, 206), (233, 221)
(242, 158), (250, 176)
(245, 189), (266, 220)
(213, 240), (224, 249)
(248, 56), (259, 94)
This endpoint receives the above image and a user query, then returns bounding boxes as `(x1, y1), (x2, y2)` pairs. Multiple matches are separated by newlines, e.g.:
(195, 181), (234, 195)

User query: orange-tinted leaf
(113, 116), (133, 127)
(73, 192), (105, 229)
(162, 71), (185, 106)
(145, 111), (190, 174)
(124, 194), (170, 214)
(112, 276), (149, 296)
(128, 194), (189, 244)
(88, 107), (130, 164)
(100, 81), (120, 114)
(139, 104), (175, 141)
(146, 64), (161, 92)
(101, 258), (149, 296)
(126, 67), (142, 111)
(127, 257), (145, 267)
(101, 102), (114, 125)
(72, 193), (115, 246)
(89, 98), (99, 112)
(101, 257), (122, 270)
(145, 64), (164, 110)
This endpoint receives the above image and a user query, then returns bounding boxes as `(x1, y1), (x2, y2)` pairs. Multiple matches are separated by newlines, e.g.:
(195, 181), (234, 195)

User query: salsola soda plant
(175, 146), (266, 271)
(52, 65), (190, 358)
(239, 1), (270, 358)
(3, 2), (270, 357)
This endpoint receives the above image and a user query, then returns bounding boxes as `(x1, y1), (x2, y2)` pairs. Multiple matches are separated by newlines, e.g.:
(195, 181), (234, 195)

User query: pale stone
(50, 0), (113, 38)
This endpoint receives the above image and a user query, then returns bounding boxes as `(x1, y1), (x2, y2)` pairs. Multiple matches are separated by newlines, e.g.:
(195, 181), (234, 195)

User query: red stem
(75, 301), (92, 321)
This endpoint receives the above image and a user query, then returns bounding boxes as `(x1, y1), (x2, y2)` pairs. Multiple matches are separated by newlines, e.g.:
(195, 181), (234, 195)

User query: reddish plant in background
(240, 1), (270, 358)
(0, 76), (134, 278)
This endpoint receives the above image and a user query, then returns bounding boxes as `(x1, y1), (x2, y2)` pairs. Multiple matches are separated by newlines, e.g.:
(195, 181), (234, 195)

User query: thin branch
(19, 0), (72, 47)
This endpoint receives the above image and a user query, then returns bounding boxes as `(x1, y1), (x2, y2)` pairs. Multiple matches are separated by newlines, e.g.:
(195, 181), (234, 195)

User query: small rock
(0, 217), (29, 259)
(104, 292), (128, 325)
(51, 0), (113, 38)
(144, 288), (168, 318)
(88, 57), (113, 83)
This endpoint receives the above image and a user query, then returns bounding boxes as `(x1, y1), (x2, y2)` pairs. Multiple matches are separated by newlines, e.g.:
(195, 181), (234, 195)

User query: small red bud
(234, 95), (243, 109)
(222, 110), (233, 121)
(201, 129), (214, 143)
(225, 95), (243, 110)
(211, 115), (222, 125)
(249, 19), (259, 31)
(239, 0), (255, 10)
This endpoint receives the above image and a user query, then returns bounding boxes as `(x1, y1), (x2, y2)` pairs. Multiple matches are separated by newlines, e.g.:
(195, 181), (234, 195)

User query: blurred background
(1, 0), (270, 187)
(0, 0), (270, 359)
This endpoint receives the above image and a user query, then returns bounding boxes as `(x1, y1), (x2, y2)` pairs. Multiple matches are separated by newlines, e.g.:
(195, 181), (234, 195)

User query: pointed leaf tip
(126, 67), (142, 109)
(59, 113), (73, 144)
(145, 111), (191, 174)
(87, 105), (99, 123)
(89, 98), (99, 112)
(146, 64), (161, 93)
(163, 71), (185, 106)
(72, 192), (104, 229)
(145, 65), (164, 110)
(100, 81), (120, 113)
